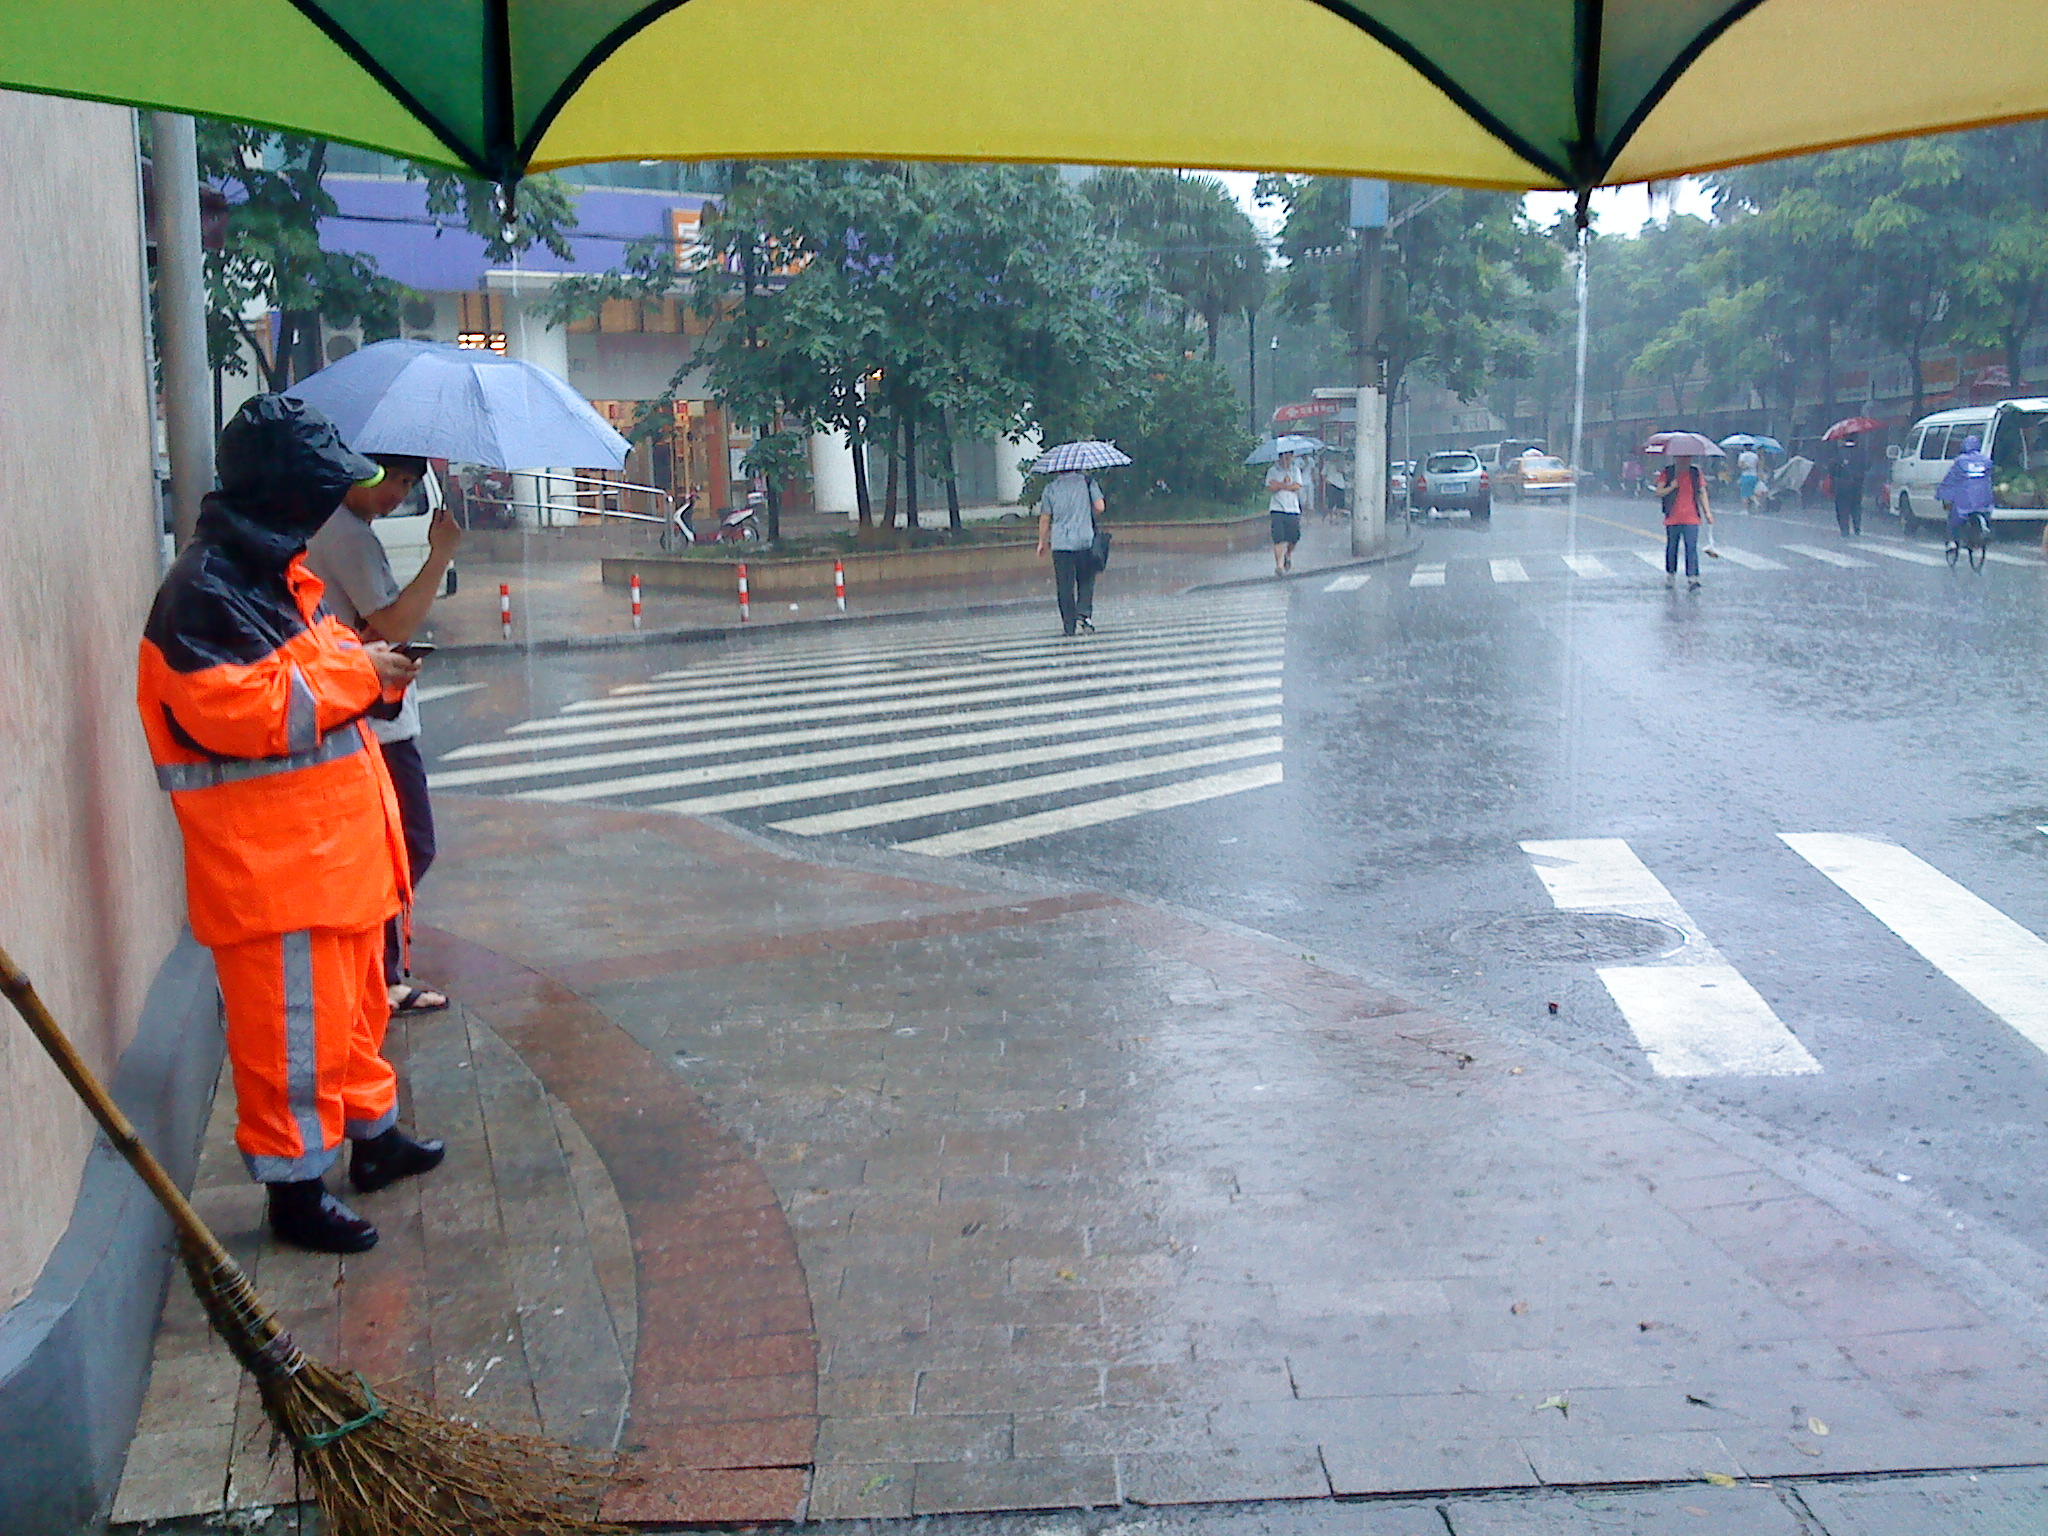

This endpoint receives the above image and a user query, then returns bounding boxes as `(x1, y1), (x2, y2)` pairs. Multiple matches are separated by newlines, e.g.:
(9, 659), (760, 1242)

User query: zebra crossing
(1399, 537), (2044, 587)
(1523, 833), (2048, 1080)
(429, 595), (1286, 855)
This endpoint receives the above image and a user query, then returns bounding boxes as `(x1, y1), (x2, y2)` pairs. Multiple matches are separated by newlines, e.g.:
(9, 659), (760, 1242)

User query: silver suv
(1414, 450), (1492, 520)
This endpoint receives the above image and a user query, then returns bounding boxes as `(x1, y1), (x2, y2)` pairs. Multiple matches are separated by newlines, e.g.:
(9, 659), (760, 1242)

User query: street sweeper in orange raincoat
(137, 394), (445, 1254)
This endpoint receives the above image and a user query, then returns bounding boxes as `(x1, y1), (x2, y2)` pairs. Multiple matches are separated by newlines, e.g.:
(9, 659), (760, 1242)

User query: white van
(369, 464), (458, 595)
(1889, 400), (2048, 532)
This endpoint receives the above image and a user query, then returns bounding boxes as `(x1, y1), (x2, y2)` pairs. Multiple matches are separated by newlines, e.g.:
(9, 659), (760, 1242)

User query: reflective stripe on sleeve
(154, 724), (365, 791)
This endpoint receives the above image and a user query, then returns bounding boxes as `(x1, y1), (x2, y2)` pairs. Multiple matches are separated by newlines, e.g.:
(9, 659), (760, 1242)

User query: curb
(1183, 528), (1426, 591)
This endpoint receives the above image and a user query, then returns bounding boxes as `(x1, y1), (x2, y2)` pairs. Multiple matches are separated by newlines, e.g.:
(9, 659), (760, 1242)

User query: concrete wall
(0, 93), (185, 1311)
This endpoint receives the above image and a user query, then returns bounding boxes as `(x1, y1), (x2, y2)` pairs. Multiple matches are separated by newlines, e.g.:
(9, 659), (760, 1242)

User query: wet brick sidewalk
(113, 793), (2048, 1528)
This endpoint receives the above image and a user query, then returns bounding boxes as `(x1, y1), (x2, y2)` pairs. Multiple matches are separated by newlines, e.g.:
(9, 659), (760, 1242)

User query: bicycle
(1945, 506), (1990, 571)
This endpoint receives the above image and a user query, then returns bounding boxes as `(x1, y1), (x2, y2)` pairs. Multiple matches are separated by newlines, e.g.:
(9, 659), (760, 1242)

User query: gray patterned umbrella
(1032, 440), (1133, 474)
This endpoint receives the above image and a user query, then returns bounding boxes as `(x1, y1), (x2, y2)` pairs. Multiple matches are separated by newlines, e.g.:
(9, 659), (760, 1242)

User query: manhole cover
(1449, 911), (1686, 964)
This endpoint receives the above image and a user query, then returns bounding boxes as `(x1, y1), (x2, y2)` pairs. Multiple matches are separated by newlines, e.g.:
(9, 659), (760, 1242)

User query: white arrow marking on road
(1706, 546), (1787, 570)
(1520, 838), (1821, 1078)
(1322, 572), (1372, 592)
(1562, 554), (1614, 578)
(1409, 564), (1446, 587)
(1783, 833), (2048, 1057)
(1489, 558), (1531, 583)
(892, 763), (1285, 857)
(1782, 544), (1873, 569)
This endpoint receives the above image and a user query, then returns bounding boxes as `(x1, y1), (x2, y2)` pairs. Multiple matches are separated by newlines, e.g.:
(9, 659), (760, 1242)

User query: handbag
(1088, 523), (1112, 573)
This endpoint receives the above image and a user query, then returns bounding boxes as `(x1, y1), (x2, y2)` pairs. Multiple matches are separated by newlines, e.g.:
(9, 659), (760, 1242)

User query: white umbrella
(285, 339), (629, 470)
(1245, 435), (1326, 465)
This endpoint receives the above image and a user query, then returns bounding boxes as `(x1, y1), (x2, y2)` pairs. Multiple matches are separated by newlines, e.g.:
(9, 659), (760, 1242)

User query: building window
(457, 332), (507, 353)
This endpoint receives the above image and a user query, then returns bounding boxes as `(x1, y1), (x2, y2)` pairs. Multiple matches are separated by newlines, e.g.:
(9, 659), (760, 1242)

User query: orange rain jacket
(137, 395), (410, 948)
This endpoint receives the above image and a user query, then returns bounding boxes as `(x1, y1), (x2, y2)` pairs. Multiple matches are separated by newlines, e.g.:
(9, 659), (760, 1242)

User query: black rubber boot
(267, 1178), (378, 1254)
(348, 1126), (446, 1195)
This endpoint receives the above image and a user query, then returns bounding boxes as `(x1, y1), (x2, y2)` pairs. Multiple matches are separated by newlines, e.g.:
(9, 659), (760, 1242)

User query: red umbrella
(1823, 416), (1881, 441)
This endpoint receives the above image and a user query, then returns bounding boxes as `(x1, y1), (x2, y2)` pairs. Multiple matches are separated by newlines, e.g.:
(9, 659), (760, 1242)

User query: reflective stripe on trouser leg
(342, 922), (398, 1140)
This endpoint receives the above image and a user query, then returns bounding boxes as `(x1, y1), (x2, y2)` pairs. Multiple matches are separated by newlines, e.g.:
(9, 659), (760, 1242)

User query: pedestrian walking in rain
(1736, 446), (1762, 511)
(1622, 455), (1645, 498)
(304, 453), (462, 1019)
(1267, 449), (1304, 574)
(136, 395), (445, 1256)
(1830, 433), (1868, 536)
(1036, 468), (1104, 635)
(1655, 454), (1713, 590)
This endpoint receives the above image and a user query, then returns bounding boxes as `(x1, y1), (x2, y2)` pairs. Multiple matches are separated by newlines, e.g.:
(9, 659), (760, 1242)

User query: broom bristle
(182, 1244), (625, 1535)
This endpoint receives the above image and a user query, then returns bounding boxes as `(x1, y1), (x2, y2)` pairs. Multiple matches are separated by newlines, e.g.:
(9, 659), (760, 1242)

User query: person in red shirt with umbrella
(1645, 432), (1721, 590)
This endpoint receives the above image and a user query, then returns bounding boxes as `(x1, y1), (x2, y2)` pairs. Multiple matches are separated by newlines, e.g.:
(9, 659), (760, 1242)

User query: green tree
(1083, 169), (1268, 361)
(195, 122), (577, 391)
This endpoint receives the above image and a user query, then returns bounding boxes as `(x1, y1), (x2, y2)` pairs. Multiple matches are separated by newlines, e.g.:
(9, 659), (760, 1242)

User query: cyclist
(1937, 432), (1995, 557)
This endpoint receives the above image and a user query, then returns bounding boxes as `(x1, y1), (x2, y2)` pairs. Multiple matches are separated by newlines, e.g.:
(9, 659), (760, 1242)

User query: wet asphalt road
(418, 493), (2048, 1294)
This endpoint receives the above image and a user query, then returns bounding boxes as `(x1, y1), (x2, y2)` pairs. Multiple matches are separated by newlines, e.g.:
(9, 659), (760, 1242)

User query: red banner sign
(1274, 399), (1341, 423)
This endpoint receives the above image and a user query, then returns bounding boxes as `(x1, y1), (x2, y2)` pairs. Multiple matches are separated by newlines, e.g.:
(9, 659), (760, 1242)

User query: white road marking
(1983, 550), (2040, 567)
(448, 656), (1283, 756)
(1562, 554), (1614, 578)
(1782, 543), (1873, 569)
(431, 687), (1281, 790)
(555, 630), (1279, 722)
(1782, 833), (2048, 1056)
(1409, 564), (1446, 587)
(413, 682), (488, 704)
(1489, 558), (1531, 583)
(1322, 572), (1372, 592)
(891, 763), (1286, 857)
(551, 712), (1285, 813)
(1707, 546), (1787, 570)
(1862, 542), (1951, 568)
(1633, 548), (1669, 570)
(762, 736), (1283, 834)
(1520, 838), (1820, 1078)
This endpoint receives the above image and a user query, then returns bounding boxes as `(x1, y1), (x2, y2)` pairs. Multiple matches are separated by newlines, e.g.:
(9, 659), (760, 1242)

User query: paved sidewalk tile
(1797, 1469), (2048, 1534)
(1443, 1484), (1803, 1535)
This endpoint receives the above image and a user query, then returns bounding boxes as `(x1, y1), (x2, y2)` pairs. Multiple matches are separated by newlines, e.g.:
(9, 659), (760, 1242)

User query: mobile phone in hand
(395, 642), (437, 661)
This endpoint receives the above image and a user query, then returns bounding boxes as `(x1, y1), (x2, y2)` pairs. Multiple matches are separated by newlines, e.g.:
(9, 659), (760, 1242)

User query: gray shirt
(1039, 473), (1101, 552)
(303, 507), (419, 743)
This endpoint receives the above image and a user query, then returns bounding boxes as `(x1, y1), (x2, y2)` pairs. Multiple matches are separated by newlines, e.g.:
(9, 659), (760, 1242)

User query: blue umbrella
(1032, 440), (1133, 473)
(1246, 435), (1326, 465)
(1720, 433), (1784, 454)
(286, 339), (629, 470)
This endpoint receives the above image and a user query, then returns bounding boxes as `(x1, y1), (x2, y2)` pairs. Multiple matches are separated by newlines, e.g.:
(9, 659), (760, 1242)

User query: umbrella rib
(1597, 0), (1773, 181)
(1299, 0), (1574, 189)
(482, 0), (519, 187)
(1569, 0), (1605, 194)
(516, 0), (696, 168)
(280, 0), (490, 178)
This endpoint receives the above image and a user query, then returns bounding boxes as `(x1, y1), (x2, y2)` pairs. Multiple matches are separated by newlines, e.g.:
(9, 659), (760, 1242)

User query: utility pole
(1349, 179), (1388, 557)
(150, 112), (213, 552)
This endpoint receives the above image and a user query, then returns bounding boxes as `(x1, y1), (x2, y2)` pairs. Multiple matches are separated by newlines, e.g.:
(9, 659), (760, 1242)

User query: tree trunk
(940, 411), (963, 532)
(761, 438), (782, 544)
(1908, 340), (1925, 421)
(2006, 322), (2026, 394)
(1246, 309), (1258, 433)
(1204, 308), (1220, 362)
(883, 416), (899, 530)
(851, 418), (873, 529)
(903, 413), (920, 531)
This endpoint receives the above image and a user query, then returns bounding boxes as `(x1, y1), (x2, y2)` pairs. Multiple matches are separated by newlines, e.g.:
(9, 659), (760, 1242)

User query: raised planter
(461, 523), (667, 563)
(1105, 514), (1267, 552)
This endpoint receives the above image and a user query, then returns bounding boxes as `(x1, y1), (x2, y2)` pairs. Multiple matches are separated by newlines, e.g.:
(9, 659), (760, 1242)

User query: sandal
(389, 983), (451, 1015)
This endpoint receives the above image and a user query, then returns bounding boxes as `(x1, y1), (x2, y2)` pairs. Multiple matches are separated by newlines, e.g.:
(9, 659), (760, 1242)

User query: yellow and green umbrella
(3, 0), (2044, 194)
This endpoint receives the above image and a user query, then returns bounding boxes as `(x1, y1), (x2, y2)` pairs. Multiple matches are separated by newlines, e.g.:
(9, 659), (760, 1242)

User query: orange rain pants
(211, 925), (398, 1182)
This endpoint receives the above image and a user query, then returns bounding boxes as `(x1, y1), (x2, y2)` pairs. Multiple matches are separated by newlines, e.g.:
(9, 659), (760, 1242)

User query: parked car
(1413, 450), (1491, 519)
(1499, 452), (1574, 501)
(1389, 460), (1416, 506)
(373, 463), (458, 595)
(1890, 399), (2048, 533)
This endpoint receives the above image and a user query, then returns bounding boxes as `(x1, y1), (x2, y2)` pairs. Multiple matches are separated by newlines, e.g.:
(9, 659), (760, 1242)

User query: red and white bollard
(736, 562), (751, 623)
(630, 572), (643, 631)
(833, 558), (847, 613)
(498, 581), (512, 641)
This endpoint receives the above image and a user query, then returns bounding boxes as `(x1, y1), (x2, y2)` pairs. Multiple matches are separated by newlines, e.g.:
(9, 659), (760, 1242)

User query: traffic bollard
(499, 582), (511, 641)
(630, 573), (642, 631)
(737, 562), (750, 623)
(833, 558), (846, 612)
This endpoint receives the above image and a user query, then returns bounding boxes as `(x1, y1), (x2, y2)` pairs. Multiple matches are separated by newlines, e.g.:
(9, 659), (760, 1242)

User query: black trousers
(379, 737), (437, 986)
(1834, 481), (1863, 534)
(1052, 550), (1097, 634)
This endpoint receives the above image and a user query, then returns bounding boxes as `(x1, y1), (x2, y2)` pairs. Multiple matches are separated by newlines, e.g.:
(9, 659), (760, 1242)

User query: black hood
(196, 394), (378, 570)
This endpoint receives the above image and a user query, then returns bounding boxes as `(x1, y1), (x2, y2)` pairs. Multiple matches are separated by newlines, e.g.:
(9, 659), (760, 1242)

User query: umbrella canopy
(1246, 436), (1326, 465)
(1720, 434), (1784, 454)
(283, 340), (629, 471)
(1823, 416), (1883, 442)
(1644, 431), (1725, 458)
(1032, 441), (1133, 474)
(5, 4), (2048, 195)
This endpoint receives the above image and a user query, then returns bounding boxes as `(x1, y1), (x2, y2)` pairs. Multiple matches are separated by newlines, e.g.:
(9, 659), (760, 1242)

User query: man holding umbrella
(1033, 439), (1130, 636)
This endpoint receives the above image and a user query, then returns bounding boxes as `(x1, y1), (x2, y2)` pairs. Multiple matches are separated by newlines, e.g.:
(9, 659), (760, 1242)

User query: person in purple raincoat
(1937, 433), (1995, 553)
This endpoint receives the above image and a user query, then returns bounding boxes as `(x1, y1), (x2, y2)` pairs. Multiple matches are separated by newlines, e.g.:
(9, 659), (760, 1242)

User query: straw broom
(0, 942), (624, 1536)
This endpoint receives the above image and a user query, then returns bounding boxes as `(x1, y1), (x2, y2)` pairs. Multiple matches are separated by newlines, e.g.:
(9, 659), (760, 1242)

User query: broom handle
(0, 942), (238, 1274)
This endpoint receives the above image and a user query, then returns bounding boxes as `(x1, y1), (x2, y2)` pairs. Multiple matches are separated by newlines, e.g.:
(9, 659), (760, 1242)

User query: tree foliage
(1082, 169), (1267, 361)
